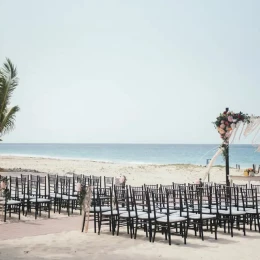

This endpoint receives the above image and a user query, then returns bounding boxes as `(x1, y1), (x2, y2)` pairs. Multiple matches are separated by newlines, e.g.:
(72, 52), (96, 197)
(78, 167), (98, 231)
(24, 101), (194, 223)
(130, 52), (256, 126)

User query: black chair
(48, 174), (59, 213)
(153, 190), (188, 245)
(104, 176), (114, 191)
(60, 177), (78, 216)
(216, 186), (246, 237)
(26, 176), (51, 219)
(116, 186), (136, 238)
(241, 188), (260, 232)
(0, 176), (21, 222)
(180, 187), (217, 241)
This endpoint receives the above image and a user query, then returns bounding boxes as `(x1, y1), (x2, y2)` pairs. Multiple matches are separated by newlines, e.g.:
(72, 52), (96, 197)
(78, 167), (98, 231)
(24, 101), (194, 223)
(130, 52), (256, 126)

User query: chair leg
(194, 223), (197, 236)
(230, 217), (234, 237)
(67, 200), (70, 216)
(129, 219), (133, 239)
(184, 222), (187, 244)
(82, 213), (86, 232)
(18, 205), (21, 220)
(116, 216), (120, 236)
(4, 204), (7, 222)
(93, 212), (97, 233)
(168, 222), (171, 245)
(153, 223), (157, 242)
(98, 214), (102, 235)
(58, 199), (62, 214)
(48, 202), (51, 218)
(243, 215), (246, 236)
(134, 219), (138, 239)
(257, 214), (260, 233)
(200, 222), (204, 241)
(36, 203), (39, 219)
(214, 219), (218, 240)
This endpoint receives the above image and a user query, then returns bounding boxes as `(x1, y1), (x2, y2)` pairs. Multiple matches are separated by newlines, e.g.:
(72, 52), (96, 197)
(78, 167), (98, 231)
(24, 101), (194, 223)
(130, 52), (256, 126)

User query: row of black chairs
(0, 173), (116, 221)
(89, 183), (260, 245)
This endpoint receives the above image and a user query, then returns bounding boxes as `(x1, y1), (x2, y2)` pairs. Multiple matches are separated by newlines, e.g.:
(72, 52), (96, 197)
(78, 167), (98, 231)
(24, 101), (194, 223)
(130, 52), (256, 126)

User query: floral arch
(203, 108), (260, 185)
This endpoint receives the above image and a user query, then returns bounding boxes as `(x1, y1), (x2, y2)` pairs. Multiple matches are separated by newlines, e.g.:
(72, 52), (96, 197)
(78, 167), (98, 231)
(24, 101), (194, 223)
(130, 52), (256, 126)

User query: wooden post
(225, 143), (230, 186)
(225, 107), (230, 187)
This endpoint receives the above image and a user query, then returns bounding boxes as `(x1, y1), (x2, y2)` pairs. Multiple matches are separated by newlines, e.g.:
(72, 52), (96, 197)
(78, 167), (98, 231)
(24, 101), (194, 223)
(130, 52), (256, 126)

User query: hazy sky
(0, 0), (259, 143)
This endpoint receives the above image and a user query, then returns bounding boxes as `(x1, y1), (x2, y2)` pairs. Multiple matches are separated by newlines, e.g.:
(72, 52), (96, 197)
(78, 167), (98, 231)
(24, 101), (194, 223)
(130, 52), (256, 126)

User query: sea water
(0, 143), (259, 168)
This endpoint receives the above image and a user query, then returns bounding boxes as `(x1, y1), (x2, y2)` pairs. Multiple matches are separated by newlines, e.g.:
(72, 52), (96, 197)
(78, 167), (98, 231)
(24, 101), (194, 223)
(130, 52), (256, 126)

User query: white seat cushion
(138, 212), (165, 220)
(90, 206), (110, 212)
(136, 205), (144, 211)
(102, 210), (118, 216)
(30, 198), (51, 203)
(202, 208), (218, 214)
(157, 209), (178, 214)
(118, 208), (127, 212)
(50, 193), (61, 198)
(62, 195), (78, 200)
(189, 214), (216, 219)
(218, 210), (246, 215)
(156, 216), (186, 223)
(246, 209), (259, 214)
(120, 211), (146, 218)
(171, 211), (196, 217)
(0, 200), (21, 205)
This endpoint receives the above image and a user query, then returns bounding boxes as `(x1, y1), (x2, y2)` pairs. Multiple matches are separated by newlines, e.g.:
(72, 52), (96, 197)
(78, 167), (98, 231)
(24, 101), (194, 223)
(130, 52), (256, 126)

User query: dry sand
(0, 156), (258, 260)
(0, 228), (260, 260)
(0, 155), (245, 185)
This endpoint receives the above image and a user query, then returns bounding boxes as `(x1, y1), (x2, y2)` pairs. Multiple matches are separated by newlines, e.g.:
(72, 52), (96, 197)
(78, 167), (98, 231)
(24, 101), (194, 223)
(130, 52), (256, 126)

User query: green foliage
(0, 58), (20, 138)
(0, 176), (10, 200)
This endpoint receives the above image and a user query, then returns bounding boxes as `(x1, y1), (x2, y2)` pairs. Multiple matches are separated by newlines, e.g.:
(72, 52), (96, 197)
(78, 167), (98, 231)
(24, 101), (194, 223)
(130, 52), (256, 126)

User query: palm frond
(0, 58), (19, 120)
(0, 105), (20, 136)
(1, 58), (17, 79)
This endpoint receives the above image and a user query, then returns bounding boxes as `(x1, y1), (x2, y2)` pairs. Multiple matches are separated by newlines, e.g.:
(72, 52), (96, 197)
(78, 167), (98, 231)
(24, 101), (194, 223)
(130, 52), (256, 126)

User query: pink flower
(220, 124), (225, 129)
(225, 132), (231, 138)
(228, 116), (233, 122)
(119, 176), (126, 184)
(218, 128), (225, 135)
(76, 182), (81, 192)
(0, 181), (6, 189)
(221, 120), (224, 124)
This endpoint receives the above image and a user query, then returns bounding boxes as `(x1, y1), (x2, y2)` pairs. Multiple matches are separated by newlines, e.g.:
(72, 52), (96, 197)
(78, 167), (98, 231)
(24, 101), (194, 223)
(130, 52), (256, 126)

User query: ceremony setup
(0, 1), (259, 258)
(1, 108), (260, 248)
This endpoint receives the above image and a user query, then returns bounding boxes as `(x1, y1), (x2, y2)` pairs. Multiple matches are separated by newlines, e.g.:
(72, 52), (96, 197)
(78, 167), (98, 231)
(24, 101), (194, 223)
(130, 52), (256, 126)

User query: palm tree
(0, 58), (20, 140)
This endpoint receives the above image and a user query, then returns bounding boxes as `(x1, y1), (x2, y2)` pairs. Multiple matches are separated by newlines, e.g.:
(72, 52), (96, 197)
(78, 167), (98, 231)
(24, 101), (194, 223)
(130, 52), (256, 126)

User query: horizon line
(0, 142), (257, 145)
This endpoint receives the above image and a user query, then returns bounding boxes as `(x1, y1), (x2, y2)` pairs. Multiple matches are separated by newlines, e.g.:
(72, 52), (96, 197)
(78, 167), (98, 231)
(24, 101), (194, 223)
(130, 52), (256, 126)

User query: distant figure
(195, 178), (203, 186)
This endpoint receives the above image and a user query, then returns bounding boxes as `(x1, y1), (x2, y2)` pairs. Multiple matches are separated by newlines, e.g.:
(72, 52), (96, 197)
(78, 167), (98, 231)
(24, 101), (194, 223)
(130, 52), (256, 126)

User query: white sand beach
(0, 156), (258, 260)
(0, 155), (241, 185)
(1, 222), (260, 260)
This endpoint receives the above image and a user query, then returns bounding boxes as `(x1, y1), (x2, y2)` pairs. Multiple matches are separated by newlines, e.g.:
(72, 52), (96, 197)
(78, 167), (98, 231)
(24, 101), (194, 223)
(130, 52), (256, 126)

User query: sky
(0, 0), (259, 144)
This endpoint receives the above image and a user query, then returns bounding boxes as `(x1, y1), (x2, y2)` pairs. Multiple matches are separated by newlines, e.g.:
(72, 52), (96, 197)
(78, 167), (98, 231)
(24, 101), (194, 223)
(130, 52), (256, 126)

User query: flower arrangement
(0, 176), (10, 200)
(244, 168), (255, 176)
(213, 109), (250, 158)
(119, 175), (127, 185)
(77, 182), (87, 207)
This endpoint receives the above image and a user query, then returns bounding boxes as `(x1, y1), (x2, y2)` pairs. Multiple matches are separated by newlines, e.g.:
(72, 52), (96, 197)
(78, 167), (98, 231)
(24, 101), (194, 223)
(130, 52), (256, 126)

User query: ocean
(0, 143), (259, 168)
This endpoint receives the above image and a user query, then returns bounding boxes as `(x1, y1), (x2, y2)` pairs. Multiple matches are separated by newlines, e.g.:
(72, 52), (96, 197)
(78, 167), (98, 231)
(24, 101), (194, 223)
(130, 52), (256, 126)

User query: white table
(229, 175), (260, 186)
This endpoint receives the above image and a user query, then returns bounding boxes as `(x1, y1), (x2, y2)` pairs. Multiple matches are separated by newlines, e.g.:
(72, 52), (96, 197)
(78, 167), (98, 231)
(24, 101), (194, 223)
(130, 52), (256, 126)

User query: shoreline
(0, 154), (222, 167)
(0, 155), (241, 186)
